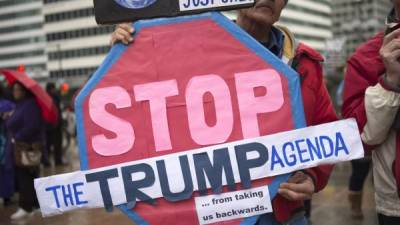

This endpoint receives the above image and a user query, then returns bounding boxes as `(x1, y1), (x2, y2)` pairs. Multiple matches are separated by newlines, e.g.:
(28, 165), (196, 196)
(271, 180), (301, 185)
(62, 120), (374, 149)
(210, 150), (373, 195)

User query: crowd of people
(0, 81), (75, 220)
(2, 0), (400, 224)
(111, 0), (400, 224)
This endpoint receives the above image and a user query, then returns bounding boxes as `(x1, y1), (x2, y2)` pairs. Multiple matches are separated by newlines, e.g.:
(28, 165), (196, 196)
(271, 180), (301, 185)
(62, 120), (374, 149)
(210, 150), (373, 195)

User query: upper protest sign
(93, 0), (254, 24)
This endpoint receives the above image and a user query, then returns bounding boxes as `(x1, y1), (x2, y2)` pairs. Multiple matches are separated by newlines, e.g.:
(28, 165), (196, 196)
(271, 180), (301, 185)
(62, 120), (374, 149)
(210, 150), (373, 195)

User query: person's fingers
(278, 174), (315, 201)
(392, 49), (400, 58)
(111, 32), (120, 45)
(278, 189), (306, 201)
(117, 23), (134, 33)
(278, 188), (311, 201)
(111, 33), (128, 45)
(110, 23), (135, 46)
(287, 171), (307, 184)
(382, 39), (400, 53)
(383, 28), (400, 46)
(111, 32), (130, 45)
(116, 28), (133, 42)
(279, 181), (314, 194)
(110, 34), (117, 46)
(386, 49), (400, 63)
(380, 40), (400, 66)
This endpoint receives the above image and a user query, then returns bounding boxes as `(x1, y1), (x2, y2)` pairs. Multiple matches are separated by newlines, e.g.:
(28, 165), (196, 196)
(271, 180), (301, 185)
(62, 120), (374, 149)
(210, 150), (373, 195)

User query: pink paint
(88, 70), (285, 155)
(134, 80), (179, 151)
(89, 86), (135, 156)
(186, 75), (233, 145)
(235, 69), (284, 138)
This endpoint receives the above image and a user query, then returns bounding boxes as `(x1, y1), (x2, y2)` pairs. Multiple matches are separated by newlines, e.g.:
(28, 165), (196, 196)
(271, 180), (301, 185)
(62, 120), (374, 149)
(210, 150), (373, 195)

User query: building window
(0, 50), (44, 60)
(48, 46), (110, 60)
(0, 0), (38, 8)
(45, 8), (94, 23)
(0, 23), (43, 35)
(0, 9), (41, 21)
(50, 67), (97, 78)
(0, 36), (46, 47)
(43, 0), (69, 4)
(47, 26), (114, 42)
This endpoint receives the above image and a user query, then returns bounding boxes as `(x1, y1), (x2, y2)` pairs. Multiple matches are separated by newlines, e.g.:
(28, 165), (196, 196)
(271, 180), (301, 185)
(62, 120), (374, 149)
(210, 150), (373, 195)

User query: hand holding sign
(278, 171), (315, 201)
(110, 23), (135, 45)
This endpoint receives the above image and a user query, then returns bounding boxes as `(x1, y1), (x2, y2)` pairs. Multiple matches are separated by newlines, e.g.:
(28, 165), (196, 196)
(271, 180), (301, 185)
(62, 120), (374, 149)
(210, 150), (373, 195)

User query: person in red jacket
(111, 0), (337, 224)
(342, 2), (400, 225)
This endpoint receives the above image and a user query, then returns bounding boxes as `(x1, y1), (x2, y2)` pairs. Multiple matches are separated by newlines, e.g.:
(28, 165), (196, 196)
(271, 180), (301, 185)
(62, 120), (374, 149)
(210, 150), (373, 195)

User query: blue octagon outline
(114, 0), (158, 9)
(75, 12), (307, 225)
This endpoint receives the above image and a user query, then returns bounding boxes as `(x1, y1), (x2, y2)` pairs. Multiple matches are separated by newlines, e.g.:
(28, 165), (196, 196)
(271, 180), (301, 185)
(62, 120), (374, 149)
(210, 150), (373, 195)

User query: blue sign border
(75, 12), (307, 225)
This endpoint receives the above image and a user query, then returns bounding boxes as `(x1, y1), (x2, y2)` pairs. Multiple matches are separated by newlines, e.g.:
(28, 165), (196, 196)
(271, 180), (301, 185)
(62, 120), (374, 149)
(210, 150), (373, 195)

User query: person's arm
(110, 23), (135, 46)
(360, 29), (400, 146)
(343, 29), (400, 149)
(14, 99), (42, 142)
(361, 82), (400, 145)
(342, 59), (380, 153)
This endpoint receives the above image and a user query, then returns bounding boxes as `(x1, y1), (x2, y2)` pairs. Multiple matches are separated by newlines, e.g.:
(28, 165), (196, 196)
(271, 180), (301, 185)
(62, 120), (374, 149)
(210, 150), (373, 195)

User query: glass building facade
(0, 0), (47, 78)
(0, 0), (334, 82)
(43, 0), (112, 84)
(332, 0), (391, 58)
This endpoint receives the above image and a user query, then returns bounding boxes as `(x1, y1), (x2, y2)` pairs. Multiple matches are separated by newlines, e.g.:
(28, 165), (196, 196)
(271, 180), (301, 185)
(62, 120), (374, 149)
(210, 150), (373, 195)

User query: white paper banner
(179, 0), (254, 12)
(35, 119), (364, 217)
(195, 185), (272, 224)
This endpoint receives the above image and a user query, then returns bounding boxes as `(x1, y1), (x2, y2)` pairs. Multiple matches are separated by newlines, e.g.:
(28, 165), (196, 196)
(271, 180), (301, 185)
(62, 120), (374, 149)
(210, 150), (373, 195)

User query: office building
(0, 0), (47, 78)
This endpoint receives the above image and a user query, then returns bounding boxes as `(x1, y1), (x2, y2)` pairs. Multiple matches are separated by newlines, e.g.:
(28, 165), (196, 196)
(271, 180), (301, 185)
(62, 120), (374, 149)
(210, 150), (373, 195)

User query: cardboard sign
(34, 12), (364, 225)
(77, 12), (306, 225)
(93, 0), (254, 24)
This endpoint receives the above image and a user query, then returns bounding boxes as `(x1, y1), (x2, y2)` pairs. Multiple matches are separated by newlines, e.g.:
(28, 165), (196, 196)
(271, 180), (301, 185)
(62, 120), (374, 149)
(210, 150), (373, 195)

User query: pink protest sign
(75, 12), (306, 225)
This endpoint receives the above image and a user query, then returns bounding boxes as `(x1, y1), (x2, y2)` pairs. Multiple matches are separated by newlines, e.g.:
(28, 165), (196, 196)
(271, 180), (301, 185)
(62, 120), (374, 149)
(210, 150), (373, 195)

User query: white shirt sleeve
(361, 83), (400, 146)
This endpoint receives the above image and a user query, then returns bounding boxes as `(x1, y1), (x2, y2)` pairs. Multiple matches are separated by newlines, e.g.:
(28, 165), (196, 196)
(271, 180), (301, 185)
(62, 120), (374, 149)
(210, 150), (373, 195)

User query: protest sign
(93, 0), (254, 24)
(35, 12), (364, 225)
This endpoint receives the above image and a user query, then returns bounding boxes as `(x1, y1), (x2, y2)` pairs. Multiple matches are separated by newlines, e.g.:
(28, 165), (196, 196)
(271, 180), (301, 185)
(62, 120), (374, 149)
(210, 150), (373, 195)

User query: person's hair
(0, 84), (4, 98)
(385, 8), (400, 33)
(46, 82), (56, 92)
(13, 82), (33, 99)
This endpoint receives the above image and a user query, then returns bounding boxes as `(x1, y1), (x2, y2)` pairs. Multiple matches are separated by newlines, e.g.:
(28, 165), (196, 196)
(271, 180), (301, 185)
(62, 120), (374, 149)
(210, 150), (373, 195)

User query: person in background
(62, 105), (76, 151)
(44, 82), (63, 166)
(347, 158), (371, 219)
(342, 2), (400, 224)
(0, 86), (15, 207)
(7, 82), (44, 220)
(337, 76), (372, 219)
(110, 0), (338, 224)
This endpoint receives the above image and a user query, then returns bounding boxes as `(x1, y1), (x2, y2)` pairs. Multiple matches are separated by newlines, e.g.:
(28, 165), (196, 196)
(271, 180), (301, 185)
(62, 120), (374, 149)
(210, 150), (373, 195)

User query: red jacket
(342, 32), (385, 152)
(272, 43), (337, 222)
(342, 32), (400, 201)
